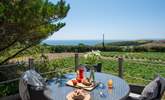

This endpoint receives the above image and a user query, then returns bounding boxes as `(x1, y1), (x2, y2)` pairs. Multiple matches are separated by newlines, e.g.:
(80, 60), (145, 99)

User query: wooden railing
(0, 57), (73, 85)
(0, 64), (20, 85)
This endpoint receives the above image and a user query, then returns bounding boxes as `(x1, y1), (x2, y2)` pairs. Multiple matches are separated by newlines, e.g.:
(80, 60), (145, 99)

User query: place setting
(65, 65), (115, 100)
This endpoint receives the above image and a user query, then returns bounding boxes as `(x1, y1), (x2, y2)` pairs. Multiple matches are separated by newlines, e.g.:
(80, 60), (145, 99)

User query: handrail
(0, 64), (18, 68)
(0, 67), (73, 85)
(0, 78), (20, 85)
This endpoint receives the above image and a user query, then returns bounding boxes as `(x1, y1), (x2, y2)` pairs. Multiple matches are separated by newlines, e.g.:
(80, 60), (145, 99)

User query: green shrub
(0, 81), (19, 97)
(47, 45), (165, 53)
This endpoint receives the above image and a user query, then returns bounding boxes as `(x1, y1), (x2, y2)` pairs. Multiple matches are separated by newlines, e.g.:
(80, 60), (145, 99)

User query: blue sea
(42, 40), (118, 46)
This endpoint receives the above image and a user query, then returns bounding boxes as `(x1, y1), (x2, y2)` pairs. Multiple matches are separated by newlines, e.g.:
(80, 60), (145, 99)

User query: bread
(72, 89), (85, 100)
(82, 79), (92, 86)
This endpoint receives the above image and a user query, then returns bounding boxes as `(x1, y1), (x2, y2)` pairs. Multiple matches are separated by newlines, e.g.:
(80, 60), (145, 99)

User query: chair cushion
(159, 77), (165, 98)
(140, 77), (160, 100)
(19, 70), (46, 100)
(22, 69), (46, 87)
(129, 93), (141, 100)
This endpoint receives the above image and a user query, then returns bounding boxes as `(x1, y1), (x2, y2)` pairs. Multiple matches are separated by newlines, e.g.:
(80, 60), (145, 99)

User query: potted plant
(84, 50), (102, 82)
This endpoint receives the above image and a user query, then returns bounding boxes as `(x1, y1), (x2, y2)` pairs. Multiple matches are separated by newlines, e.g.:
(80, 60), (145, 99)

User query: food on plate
(82, 78), (92, 86)
(72, 80), (77, 86)
(72, 89), (85, 100)
(76, 77), (82, 83)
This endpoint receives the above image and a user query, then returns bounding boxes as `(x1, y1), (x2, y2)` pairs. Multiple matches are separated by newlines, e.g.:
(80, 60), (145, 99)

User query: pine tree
(0, 0), (70, 64)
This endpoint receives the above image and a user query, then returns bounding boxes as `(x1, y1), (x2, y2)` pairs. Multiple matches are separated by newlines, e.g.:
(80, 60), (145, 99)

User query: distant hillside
(140, 41), (165, 47)
(105, 40), (165, 47)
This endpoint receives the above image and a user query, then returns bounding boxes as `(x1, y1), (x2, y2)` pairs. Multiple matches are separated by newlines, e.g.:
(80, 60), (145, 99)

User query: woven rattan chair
(127, 77), (165, 100)
(19, 70), (53, 100)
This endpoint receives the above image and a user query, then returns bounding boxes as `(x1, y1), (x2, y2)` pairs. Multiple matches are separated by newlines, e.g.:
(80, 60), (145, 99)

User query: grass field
(101, 52), (165, 62)
(100, 52), (165, 85)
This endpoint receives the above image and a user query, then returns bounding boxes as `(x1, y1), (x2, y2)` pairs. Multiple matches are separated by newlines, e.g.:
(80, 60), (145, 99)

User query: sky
(48, 0), (165, 40)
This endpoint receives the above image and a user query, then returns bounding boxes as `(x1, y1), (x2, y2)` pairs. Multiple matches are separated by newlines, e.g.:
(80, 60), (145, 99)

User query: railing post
(28, 58), (34, 69)
(118, 57), (124, 78)
(75, 53), (79, 71)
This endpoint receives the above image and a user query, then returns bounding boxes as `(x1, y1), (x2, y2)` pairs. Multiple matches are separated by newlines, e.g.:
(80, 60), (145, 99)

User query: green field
(101, 52), (165, 85)
(101, 52), (165, 62)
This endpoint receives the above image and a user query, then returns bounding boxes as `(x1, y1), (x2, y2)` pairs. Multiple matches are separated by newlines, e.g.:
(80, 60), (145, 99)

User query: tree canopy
(0, 0), (70, 64)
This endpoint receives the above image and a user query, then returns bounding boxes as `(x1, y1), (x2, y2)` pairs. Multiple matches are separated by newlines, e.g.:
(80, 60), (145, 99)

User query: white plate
(66, 91), (90, 100)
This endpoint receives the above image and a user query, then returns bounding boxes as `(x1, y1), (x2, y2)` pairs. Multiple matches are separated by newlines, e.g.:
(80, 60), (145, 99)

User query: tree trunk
(0, 38), (18, 52)
(0, 44), (35, 65)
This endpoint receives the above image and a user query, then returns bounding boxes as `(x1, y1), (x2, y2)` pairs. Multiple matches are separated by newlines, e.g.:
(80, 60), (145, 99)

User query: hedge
(46, 45), (165, 53)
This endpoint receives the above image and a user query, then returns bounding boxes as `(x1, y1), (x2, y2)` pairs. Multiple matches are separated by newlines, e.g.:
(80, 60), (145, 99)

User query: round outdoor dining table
(47, 72), (130, 100)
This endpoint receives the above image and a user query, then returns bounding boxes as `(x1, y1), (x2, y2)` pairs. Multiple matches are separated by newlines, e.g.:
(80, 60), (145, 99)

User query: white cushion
(129, 92), (141, 99)
(141, 77), (160, 99)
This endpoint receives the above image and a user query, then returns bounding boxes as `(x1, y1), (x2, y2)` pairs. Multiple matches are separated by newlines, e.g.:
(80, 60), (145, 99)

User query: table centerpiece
(84, 50), (102, 82)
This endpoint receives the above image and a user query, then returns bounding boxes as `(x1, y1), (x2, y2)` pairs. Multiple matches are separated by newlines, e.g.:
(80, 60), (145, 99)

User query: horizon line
(44, 38), (165, 41)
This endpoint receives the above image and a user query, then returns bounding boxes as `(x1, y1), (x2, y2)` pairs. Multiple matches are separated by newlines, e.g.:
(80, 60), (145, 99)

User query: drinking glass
(108, 80), (113, 89)
(79, 67), (84, 80)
